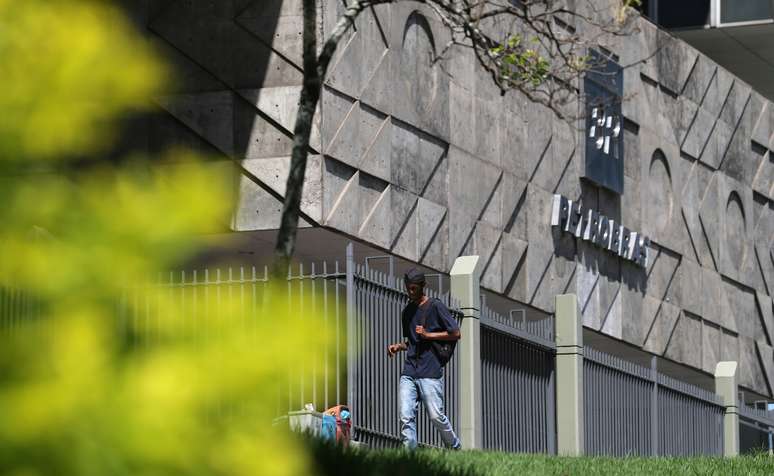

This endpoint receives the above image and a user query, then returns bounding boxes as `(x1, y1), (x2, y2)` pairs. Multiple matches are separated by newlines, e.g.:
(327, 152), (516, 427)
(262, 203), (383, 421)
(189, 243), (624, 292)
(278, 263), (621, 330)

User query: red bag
(323, 405), (351, 446)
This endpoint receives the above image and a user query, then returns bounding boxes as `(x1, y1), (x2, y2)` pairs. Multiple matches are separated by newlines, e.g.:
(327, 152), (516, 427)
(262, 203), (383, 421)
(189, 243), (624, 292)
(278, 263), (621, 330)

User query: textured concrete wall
(129, 1), (774, 396)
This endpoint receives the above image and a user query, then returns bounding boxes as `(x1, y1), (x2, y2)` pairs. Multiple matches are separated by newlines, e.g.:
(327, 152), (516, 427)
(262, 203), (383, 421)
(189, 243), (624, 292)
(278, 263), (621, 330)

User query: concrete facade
(129, 1), (774, 397)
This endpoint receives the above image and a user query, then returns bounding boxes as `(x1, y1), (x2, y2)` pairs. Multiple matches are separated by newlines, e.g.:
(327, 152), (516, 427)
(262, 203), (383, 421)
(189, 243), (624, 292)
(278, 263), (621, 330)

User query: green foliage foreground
(0, 1), (335, 475)
(308, 440), (774, 476)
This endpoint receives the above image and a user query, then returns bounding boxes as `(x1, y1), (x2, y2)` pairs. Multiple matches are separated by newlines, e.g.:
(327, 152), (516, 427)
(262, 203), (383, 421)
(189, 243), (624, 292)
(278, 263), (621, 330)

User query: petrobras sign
(550, 194), (649, 268)
(583, 49), (624, 195)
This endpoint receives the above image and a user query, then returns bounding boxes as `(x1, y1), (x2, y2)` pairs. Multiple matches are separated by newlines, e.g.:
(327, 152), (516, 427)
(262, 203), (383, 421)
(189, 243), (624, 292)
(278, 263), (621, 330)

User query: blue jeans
(399, 374), (461, 450)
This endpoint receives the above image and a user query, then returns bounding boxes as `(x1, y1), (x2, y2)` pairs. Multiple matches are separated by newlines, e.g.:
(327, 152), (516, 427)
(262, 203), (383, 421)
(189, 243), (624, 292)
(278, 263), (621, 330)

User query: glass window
(656, 0), (711, 28)
(721, 0), (772, 24)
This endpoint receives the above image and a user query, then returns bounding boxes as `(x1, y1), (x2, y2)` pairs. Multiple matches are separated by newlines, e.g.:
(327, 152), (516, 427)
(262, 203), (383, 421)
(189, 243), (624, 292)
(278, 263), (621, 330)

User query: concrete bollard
(715, 361), (739, 457)
(450, 255), (482, 450)
(555, 293), (584, 456)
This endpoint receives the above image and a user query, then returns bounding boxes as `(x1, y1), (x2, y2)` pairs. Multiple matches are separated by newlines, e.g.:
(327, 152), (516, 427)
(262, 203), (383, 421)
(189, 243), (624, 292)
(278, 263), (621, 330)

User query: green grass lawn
(308, 440), (774, 476)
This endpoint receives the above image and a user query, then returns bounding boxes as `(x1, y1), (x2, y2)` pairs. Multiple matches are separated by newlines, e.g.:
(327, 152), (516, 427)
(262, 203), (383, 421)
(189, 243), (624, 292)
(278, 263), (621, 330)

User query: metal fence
(122, 264), (348, 418)
(584, 347), (724, 456)
(2, 243), (741, 456)
(481, 305), (556, 453)
(0, 287), (43, 334)
(739, 403), (774, 452)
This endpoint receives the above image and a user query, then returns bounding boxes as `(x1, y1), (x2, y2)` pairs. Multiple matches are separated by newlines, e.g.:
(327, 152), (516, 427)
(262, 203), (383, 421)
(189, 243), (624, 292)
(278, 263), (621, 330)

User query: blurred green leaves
(0, 0), (165, 161)
(0, 2), (333, 475)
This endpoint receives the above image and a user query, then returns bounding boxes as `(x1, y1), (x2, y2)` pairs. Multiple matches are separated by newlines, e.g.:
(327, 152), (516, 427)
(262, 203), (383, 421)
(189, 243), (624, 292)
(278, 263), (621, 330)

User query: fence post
(555, 293), (584, 456)
(715, 361), (739, 457)
(345, 243), (356, 416)
(651, 356), (658, 456)
(450, 255), (482, 450)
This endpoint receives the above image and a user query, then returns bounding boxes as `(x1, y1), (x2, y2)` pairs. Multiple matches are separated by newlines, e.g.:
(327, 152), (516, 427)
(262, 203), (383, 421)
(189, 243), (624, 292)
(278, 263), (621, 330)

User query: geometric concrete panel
(481, 234), (504, 293)
(577, 247), (602, 331)
(391, 120), (447, 196)
(358, 184), (393, 250)
(240, 155), (323, 224)
(501, 173), (528, 240)
(232, 173), (313, 231)
(499, 105), (528, 181)
(360, 45), (394, 117)
(643, 299), (681, 355)
(324, 170), (388, 237)
(322, 156), (357, 229)
(721, 278), (752, 335)
(472, 220), (501, 284)
(705, 119), (732, 170)
(756, 243), (774, 297)
(752, 151), (774, 200)
(664, 311), (702, 369)
(682, 54), (715, 107)
(721, 192), (747, 280)
(681, 107), (715, 160)
(151, 37), (227, 93)
(237, 87), (321, 152)
(392, 203), (419, 262)
(698, 173), (721, 269)
(447, 146), (501, 226)
(600, 283), (623, 340)
(702, 67), (734, 119)
(473, 96), (501, 167)
(657, 30), (698, 96)
(389, 185), (420, 251)
(327, 100), (388, 171)
(234, 96), (295, 159)
(421, 215), (448, 272)
(500, 231), (528, 296)
(416, 198), (447, 261)
(393, 196), (446, 263)
(321, 87), (357, 158)
(703, 320), (721, 374)
(324, 168), (361, 235)
(755, 340), (774, 397)
(719, 81), (751, 132)
(756, 291), (774, 347)
(358, 116), (392, 183)
(390, 8), (450, 141)
(448, 82), (476, 157)
(739, 335), (768, 395)
(644, 244), (681, 307)
(702, 268), (723, 326)
(236, 1), (304, 67)
(642, 149), (677, 245)
(720, 107), (754, 186)
(680, 259), (703, 317)
(326, 3), (389, 101)
(150, 0), (302, 89)
(720, 328), (740, 365)
(447, 207), (477, 269)
(156, 91), (235, 156)
(750, 94), (771, 149)
(525, 241), (556, 314)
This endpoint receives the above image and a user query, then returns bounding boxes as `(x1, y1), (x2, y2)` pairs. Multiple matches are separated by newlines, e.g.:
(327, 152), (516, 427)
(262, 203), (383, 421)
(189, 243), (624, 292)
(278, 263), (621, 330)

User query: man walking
(387, 268), (462, 450)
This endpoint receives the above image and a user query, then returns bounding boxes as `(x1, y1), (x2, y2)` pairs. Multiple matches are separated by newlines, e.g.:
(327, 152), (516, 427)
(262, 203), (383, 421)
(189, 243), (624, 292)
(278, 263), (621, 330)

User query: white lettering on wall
(550, 194), (649, 267)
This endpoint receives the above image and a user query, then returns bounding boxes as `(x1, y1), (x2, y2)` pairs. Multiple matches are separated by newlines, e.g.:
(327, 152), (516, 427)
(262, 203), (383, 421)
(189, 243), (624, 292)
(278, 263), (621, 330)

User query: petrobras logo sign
(588, 105), (621, 159)
(583, 49), (624, 195)
(550, 194), (649, 268)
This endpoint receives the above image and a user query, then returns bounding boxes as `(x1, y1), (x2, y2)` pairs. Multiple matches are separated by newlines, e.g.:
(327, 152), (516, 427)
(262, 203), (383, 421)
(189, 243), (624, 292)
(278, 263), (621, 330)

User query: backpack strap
(416, 298), (432, 357)
(419, 297), (431, 328)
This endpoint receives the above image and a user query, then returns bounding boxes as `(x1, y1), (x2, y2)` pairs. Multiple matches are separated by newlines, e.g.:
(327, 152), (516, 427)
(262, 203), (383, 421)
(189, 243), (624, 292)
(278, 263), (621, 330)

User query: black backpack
(419, 298), (457, 366)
